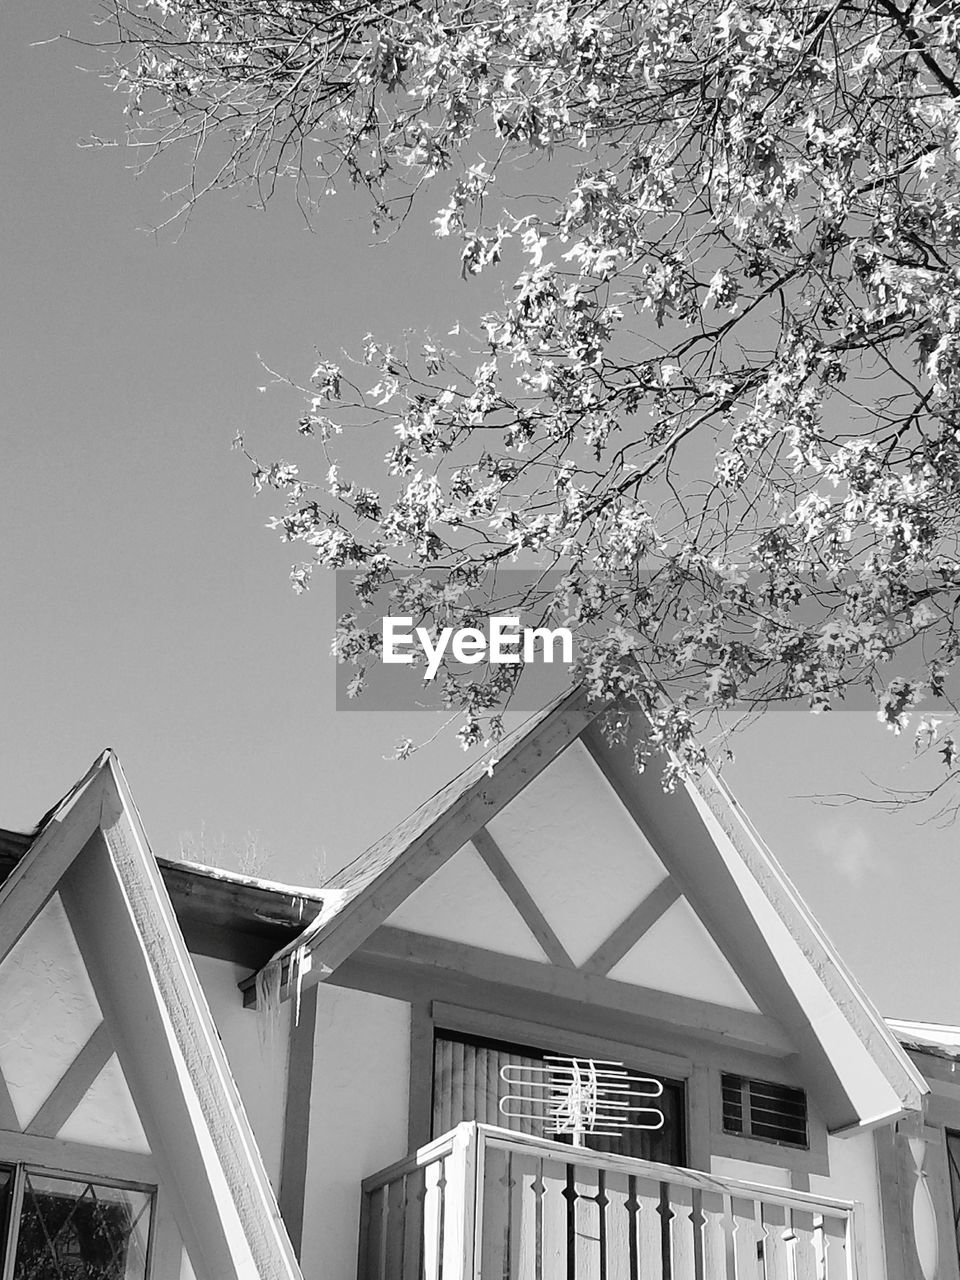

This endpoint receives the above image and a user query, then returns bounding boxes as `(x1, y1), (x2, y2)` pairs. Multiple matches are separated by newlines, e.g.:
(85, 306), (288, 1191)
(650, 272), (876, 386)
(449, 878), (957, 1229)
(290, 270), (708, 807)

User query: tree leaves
(95, 0), (960, 787)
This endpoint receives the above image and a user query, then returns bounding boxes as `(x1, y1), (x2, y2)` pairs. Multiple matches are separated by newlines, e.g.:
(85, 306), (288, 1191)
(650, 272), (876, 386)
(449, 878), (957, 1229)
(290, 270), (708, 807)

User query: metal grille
(721, 1073), (808, 1147)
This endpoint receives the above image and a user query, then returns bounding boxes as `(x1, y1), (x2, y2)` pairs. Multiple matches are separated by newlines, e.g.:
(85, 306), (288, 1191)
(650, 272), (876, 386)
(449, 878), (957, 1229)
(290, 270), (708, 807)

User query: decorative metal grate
(721, 1073), (808, 1147)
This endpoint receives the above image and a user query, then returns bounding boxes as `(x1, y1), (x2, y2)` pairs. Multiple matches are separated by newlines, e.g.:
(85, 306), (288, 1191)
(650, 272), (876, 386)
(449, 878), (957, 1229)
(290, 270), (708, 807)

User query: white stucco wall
(300, 985), (411, 1280)
(810, 1132), (887, 1280)
(0, 893), (104, 1128)
(192, 954), (290, 1191)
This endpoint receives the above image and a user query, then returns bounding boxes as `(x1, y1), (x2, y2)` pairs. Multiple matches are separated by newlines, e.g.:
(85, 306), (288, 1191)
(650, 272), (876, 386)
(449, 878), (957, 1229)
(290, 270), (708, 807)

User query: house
(0, 685), (956, 1279)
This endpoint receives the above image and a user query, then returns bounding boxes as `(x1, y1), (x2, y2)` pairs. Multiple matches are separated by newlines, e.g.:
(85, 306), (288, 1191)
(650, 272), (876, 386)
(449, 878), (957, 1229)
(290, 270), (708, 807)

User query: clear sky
(3, 2), (958, 1024)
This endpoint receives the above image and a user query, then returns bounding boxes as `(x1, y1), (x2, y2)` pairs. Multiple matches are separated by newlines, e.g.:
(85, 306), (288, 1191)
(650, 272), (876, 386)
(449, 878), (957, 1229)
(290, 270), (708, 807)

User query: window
(433, 1029), (686, 1166)
(721, 1073), (808, 1148)
(0, 1164), (152, 1280)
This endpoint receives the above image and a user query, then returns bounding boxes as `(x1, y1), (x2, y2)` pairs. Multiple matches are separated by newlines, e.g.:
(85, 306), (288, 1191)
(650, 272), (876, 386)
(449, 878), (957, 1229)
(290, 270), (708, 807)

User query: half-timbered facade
(0, 691), (957, 1279)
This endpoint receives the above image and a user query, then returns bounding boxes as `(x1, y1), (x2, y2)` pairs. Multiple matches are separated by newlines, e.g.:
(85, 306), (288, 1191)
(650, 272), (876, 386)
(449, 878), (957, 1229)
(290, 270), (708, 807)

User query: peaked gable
(0, 753), (302, 1280)
(248, 688), (926, 1136)
(250, 683), (598, 992)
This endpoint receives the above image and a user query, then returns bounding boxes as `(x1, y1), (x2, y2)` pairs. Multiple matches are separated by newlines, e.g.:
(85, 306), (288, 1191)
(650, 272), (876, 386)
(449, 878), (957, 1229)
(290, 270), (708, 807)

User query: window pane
(0, 1166), (13, 1265)
(946, 1129), (960, 1267)
(13, 1172), (151, 1280)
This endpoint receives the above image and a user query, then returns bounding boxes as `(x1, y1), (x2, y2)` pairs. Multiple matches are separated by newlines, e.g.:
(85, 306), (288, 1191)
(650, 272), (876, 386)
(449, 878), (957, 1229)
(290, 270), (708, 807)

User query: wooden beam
(0, 1065), (20, 1132)
(0, 1129), (156, 1186)
(62, 841), (234, 1280)
(26, 1020), (113, 1138)
(332, 952), (797, 1081)
(430, 1000), (692, 1081)
(407, 1003), (435, 1151)
(101, 755), (302, 1280)
(150, 1186), (189, 1280)
(278, 985), (318, 1260)
(360, 926), (790, 1055)
(470, 827), (574, 968)
(581, 875), (680, 977)
(874, 1126), (910, 1280)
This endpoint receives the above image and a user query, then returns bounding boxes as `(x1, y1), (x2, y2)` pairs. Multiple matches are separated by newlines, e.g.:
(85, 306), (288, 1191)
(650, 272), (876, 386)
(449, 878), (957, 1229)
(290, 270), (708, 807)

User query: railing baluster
(422, 1157), (443, 1280)
(697, 1189), (727, 1280)
(627, 1176), (640, 1280)
(540, 1158), (568, 1279)
(760, 1202), (790, 1280)
(755, 1198), (769, 1280)
(666, 1182), (696, 1280)
(633, 1174), (662, 1279)
(812, 1212), (826, 1280)
(787, 1208), (817, 1280)
(365, 1185), (388, 1280)
(573, 1164), (602, 1280)
(509, 1151), (540, 1280)
(479, 1141), (510, 1279)
(728, 1194), (764, 1279)
(401, 1167), (426, 1280)
(719, 1193), (738, 1280)
(602, 1170), (632, 1280)
(534, 1157), (545, 1280)
(820, 1214), (848, 1280)
(782, 1206), (799, 1280)
(658, 1181), (675, 1280)
(385, 1176), (406, 1280)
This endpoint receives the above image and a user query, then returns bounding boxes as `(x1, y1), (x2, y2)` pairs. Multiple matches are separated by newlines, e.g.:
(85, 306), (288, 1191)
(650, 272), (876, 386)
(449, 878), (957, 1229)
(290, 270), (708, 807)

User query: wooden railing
(359, 1123), (860, 1280)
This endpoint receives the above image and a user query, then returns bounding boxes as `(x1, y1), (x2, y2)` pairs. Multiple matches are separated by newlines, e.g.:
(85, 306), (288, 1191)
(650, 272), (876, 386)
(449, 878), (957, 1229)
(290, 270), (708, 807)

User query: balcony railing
(359, 1122), (859, 1280)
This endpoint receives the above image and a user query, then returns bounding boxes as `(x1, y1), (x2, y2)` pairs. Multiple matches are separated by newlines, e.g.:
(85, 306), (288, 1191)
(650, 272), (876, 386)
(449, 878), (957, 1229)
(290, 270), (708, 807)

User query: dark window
(433, 1029), (685, 1166)
(945, 1129), (960, 1266)
(0, 1164), (152, 1280)
(721, 1073), (808, 1148)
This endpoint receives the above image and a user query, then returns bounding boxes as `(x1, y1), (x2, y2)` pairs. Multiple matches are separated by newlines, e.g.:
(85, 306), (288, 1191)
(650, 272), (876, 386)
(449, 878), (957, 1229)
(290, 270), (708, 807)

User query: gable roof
(242, 683), (599, 995)
(887, 1019), (960, 1063)
(0, 751), (303, 1280)
(1, 822), (324, 971)
(246, 686), (926, 1135)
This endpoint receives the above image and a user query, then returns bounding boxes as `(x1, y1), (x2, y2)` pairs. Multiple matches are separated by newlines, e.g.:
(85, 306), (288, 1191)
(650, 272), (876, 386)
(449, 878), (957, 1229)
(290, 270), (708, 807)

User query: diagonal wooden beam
(471, 827), (574, 968)
(278, 985), (318, 1260)
(26, 1020), (113, 1138)
(580, 876), (681, 977)
(0, 1063), (19, 1131)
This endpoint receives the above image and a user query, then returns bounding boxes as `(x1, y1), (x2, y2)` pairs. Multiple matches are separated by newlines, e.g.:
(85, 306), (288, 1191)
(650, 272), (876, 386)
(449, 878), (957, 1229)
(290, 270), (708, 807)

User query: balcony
(359, 1123), (858, 1279)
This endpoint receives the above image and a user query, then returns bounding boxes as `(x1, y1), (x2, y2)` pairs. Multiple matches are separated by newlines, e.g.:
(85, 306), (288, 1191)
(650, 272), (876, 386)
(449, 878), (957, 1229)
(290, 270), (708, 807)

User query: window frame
(705, 1065), (829, 1177)
(0, 1159), (156, 1280)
